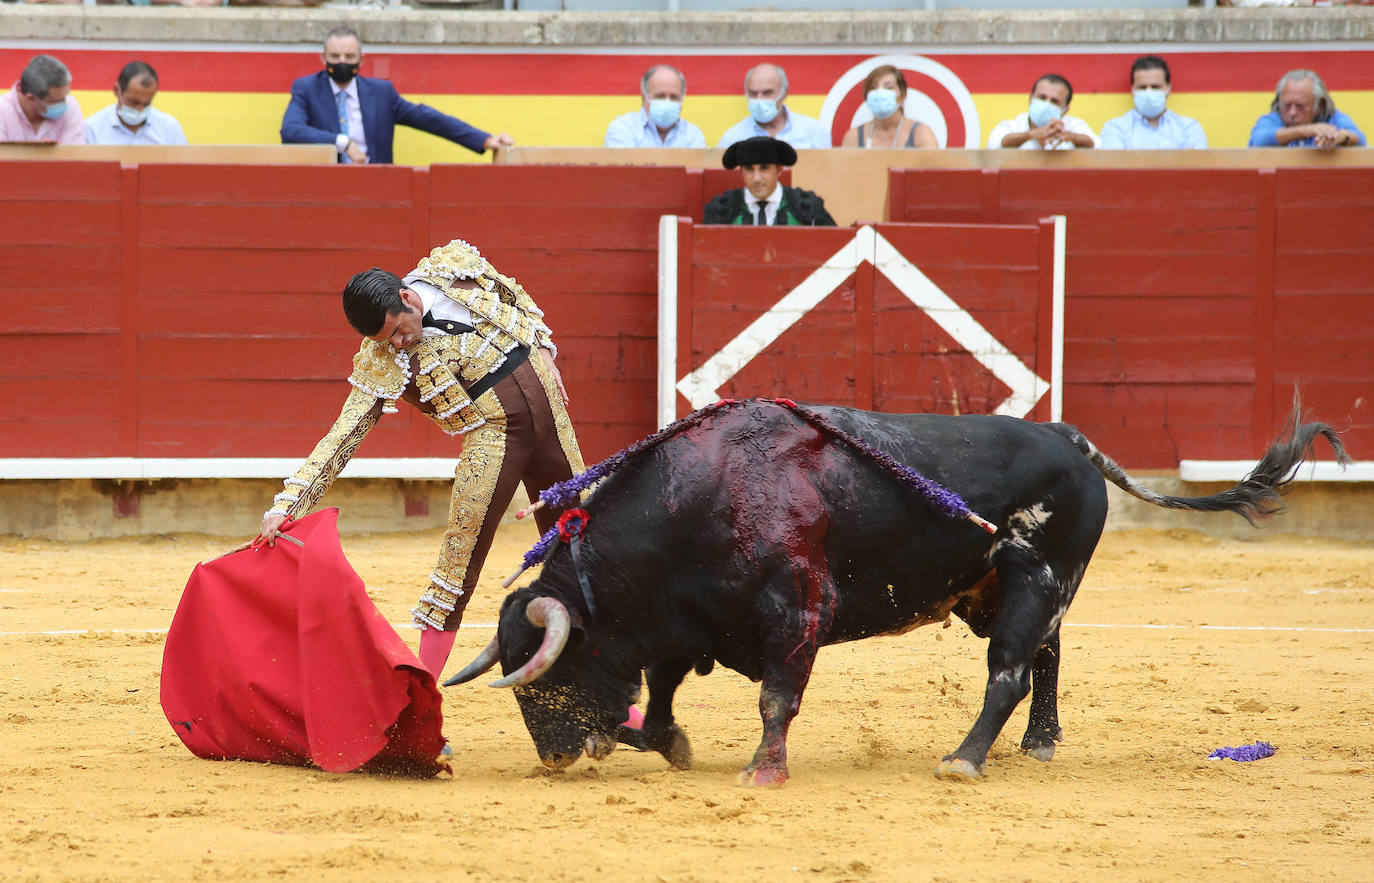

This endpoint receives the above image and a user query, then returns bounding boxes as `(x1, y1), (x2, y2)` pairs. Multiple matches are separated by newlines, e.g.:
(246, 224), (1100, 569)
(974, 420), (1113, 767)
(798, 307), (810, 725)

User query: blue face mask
(40, 99), (68, 121)
(865, 88), (900, 120)
(1132, 88), (1168, 120)
(1028, 98), (1063, 128)
(648, 98), (681, 129)
(748, 98), (779, 125)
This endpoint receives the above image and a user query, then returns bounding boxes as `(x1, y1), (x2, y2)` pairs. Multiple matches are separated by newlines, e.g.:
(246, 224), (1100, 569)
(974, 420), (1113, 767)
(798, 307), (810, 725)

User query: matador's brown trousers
(411, 353), (585, 631)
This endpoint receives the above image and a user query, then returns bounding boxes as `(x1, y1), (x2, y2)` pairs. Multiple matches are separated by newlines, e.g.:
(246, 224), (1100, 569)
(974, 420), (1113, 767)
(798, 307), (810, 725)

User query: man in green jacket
(703, 135), (835, 226)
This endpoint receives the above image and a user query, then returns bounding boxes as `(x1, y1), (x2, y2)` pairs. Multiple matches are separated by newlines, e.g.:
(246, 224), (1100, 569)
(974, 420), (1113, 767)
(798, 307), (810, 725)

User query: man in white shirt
(83, 61), (188, 146)
(717, 63), (831, 151)
(604, 64), (705, 149)
(987, 74), (1099, 151)
(1100, 56), (1207, 150)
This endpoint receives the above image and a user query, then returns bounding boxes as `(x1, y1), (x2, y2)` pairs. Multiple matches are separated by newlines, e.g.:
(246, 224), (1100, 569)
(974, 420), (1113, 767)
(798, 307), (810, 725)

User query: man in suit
(703, 136), (835, 226)
(281, 26), (513, 164)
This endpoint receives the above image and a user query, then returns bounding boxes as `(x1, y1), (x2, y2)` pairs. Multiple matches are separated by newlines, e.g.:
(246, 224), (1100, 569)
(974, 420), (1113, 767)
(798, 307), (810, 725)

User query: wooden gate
(658, 219), (1062, 427)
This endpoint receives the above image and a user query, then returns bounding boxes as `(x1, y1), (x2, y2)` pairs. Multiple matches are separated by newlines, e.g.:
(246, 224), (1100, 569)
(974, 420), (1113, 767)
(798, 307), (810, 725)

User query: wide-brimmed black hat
(722, 136), (798, 169)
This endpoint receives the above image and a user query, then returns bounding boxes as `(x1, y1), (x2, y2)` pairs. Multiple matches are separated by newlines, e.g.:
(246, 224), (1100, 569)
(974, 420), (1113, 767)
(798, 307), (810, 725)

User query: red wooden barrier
(671, 221), (1055, 423)
(889, 167), (1374, 467)
(2, 161), (1368, 471)
(1, 162), (124, 456)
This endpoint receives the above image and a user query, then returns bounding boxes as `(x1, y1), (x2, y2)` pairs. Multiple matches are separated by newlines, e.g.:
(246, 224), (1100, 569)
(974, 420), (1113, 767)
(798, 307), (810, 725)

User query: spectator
(0, 54), (85, 144)
(987, 74), (1098, 151)
(703, 136), (835, 226)
(604, 64), (705, 149)
(717, 63), (831, 151)
(840, 65), (938, 149)
(1248, 69), (1366, 150)
(1100, 56), (1207, 150)
(83, 61), (188, 146)
(281, 26), (513, 165)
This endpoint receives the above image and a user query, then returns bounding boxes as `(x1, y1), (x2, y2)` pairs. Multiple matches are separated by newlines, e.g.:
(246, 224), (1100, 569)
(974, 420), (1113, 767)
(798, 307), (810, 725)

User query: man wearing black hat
(703, 135), (836, 227)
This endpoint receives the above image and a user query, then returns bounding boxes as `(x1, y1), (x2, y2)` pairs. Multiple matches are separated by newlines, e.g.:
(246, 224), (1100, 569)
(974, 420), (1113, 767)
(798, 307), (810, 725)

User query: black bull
(447, 399), (1346, 785)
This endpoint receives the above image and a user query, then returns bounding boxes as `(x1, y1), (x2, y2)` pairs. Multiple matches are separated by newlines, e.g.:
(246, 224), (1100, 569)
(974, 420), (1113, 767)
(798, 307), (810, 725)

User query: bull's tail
(1045, 397), (1349, 526)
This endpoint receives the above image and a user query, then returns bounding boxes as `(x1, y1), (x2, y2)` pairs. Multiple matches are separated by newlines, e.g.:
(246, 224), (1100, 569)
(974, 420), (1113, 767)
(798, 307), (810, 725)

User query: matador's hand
(257, 513), (289, 548)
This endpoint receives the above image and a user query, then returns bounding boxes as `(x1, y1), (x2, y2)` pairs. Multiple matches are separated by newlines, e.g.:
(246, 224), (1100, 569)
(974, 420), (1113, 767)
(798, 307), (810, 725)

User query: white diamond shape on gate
(677, 225), (1051, 418)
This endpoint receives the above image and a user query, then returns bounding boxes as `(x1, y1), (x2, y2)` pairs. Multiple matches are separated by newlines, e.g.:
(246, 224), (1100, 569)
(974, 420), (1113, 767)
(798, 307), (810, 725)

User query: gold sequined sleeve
(495, 274), (556, 357)
(265, 388), (384, 520)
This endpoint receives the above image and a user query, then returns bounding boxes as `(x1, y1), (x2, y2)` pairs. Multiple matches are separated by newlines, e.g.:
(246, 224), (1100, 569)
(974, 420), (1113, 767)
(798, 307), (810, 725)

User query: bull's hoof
(934, 757), (985, 780)
(663, 726), (692, 770)
(735, 766), (788, 788)
(1020, 725), (1062, 763)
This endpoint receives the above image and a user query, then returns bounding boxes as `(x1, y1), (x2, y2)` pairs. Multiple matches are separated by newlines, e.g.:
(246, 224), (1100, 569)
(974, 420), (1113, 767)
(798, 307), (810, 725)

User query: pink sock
(418, 629), (458, 677)
(623, 705), (645, 730)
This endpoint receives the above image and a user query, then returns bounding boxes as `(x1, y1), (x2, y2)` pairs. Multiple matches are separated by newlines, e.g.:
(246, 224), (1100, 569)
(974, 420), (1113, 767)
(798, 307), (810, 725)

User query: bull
(446, 398), (1346, 785)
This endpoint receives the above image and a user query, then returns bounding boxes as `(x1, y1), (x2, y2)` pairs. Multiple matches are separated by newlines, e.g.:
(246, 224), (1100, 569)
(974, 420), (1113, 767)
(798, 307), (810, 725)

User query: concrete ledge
(1179, 460), (1374, 482)
(3, 473), (1369, 542)
(0, 458), (459, 480)
(3, 8), (1373, 47)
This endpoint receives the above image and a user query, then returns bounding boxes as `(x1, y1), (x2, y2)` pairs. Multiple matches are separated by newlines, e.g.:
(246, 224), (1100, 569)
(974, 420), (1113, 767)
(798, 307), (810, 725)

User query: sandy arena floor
(1, 517), (1371, 882)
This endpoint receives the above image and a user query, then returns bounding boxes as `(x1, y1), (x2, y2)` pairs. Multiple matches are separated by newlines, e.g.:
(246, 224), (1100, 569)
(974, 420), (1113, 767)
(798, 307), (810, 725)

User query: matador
(256, 239), (585, 678)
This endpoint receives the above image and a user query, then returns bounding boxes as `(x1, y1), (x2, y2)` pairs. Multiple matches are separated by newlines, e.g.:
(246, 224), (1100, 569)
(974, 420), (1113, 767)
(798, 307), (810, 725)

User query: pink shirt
(0, 84), (86, 144)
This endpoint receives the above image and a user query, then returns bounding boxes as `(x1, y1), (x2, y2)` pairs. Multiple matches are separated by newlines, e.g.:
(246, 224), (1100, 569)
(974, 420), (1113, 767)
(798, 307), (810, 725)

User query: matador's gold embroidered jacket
(265, 240), (557, 523)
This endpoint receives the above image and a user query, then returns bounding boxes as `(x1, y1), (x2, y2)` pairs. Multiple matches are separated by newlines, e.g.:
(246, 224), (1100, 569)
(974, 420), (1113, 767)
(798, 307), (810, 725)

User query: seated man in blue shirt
(717, 63), (831, 152)
(1248, 69), (1366, 150)
(1100, 56), (1206, 150)
(82, 60), (188, 146)
(604, 64), (705, 148)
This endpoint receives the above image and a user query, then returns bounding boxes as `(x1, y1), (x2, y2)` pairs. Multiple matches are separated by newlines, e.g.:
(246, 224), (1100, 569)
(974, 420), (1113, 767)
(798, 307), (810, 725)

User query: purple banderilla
(501, 398), (997, 587)
(1208, 741), (1276, 762)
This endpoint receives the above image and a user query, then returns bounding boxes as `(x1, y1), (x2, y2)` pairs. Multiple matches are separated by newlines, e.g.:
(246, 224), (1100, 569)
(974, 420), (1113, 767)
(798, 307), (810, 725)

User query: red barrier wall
(890, 167), (1374, 467)
(2, 162), (693, 464)
(3, 162), (1368, 469)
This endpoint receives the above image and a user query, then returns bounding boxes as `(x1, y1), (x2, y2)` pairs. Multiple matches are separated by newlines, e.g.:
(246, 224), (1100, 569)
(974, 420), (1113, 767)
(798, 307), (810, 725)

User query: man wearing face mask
(0, 54), (85, 144)
(604, 64), (705, 149)
(717, 63), (831, 152)
(83, 61), (188, 146)
(987, 74), (1098, 151)
(281, 26), (513, 165)
(1100, 56), (1206, 151)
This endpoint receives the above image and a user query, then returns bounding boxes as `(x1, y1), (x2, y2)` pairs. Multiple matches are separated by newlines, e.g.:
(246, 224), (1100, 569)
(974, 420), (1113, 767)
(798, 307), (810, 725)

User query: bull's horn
(443, 634), (500, 686)
(488, 597), (571, 689)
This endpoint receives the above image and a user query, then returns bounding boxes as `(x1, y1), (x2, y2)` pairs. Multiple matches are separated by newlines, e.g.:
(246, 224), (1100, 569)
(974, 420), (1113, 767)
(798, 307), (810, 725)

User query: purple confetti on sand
(1208, 741), (1276, 762)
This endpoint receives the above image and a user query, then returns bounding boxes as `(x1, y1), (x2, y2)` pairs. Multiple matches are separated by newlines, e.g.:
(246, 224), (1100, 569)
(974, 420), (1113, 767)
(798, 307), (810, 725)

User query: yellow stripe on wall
(71, 90), (1374, 161)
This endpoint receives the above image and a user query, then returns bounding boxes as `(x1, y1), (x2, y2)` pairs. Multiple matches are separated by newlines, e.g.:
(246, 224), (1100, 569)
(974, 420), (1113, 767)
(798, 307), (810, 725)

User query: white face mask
(1028, 98), (1064, 129)
(648, 98), (681, 129)
(117, 103), (150, 127)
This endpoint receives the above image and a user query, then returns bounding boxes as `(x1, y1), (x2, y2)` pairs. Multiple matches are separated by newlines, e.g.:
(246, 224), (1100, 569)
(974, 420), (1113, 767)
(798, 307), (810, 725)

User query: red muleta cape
(160, 508), (447, 776)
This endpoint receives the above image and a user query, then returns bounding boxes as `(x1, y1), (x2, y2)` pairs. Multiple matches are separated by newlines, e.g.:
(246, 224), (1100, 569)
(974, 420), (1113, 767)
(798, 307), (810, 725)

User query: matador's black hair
(341, 267), (409, 336)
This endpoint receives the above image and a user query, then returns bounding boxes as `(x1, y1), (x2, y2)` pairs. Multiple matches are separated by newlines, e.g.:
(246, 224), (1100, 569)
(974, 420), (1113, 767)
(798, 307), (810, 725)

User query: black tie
(421, 311), (474, 335)
(755, 202), (768, 226)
